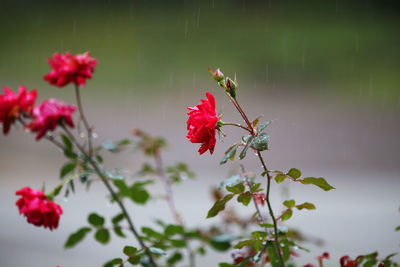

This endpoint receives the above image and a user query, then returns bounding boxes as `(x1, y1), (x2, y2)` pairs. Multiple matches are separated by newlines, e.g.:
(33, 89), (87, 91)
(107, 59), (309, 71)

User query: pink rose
(186, 92), (219, 155)
(44, 51), (97, 87)
(16, 187), (63, 231)
(0, 86), (37, 134)
(25, 99), (76, 140)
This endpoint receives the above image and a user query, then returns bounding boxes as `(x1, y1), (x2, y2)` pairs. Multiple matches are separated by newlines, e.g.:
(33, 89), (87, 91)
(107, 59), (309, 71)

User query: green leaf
(88, 213), (105, 227)
(296, 202), (316, 210)
(95, 229), (110, 244)
(210, 238), (232, 251)
(219, 263), (236, 267)
(96, 154), (104, 164)
(239, 135), (254, 160)
(167, 252), (183, 264)
(206, 194), (234, 218)
(103, 261), (113, 267)
(253, 240), (263, 251)
(127, 255), (141, 265)
(234, 239), (254, 249)
(251, 133), (269, 151)
(287, 168), (301, 179)
(165, 224), (184, 236)
(113, 180), (130, 196)
(281, 209), (293, 221)
(129, 181), (152, 205)
(61, 134), (73, 151)
(251, 231), (267, 239)
(237, 192), (252, 206)
(149, 247), (167, 255)
(123, 246), (138, 256)
(250, 183), (261, 193)
(220, 144), (238, 165)
(260, 223), (274, 228)
(113, 226), (126, 238)
(219, 175), (240, 189)
(111, 258), (123, 265)
(300, 177), (335, 191)
(266, 241), (281, 267)
(395, 225), (400, 231)
(170, 239), (187, 248)
(283, 199), (296, 208)
(226, 183), (245, 194)
(257, 121), (271, 133)
(117, 138), (132, 146)
(111, 213), (125, 225)
(60, 162), (76, 179)
(274, 174), (286, 184)
(64, 227), (91, 248)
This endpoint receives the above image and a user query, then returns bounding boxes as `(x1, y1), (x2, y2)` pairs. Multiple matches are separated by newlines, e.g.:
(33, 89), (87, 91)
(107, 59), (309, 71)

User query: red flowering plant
(1, 52), (400, 267)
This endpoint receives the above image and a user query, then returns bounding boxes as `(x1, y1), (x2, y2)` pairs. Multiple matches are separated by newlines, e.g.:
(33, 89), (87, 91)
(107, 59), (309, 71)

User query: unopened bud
(225, 77), (237, 91)
(214, 68), (224, 82)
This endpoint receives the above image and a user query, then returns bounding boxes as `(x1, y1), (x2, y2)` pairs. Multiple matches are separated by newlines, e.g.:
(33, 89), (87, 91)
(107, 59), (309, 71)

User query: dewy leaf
(283, 199), (296, 208)
(207, 194), (234, 218)
(257, 121), (271, 134)
(88, 213), (105, 227)
(102, 140), (117, 152)
(281, 209), (293, 221)
(239, 135), (255, 160)
(60, 162), (76, 179)
(300, 177), (335, 191)
(226, 183), (245, 194)
(251, 231), (267, 239)
(123, 245), (138, 257)
(275, 174), (287, 184)
(233, 239), (254, 249)
(237, 192), (252, 206)
(250, 183), (261, 193)
(64, 227), (91, 248)
(287, 168), (301, 179)
(251, 133), (270, 151)
(149, 247), (167, 255)
(220, 144), (238, 165)
(296, 202), (316, 210)
(219, 175), (240, 189)
(266, 241), (281, 267)
(95, 229), (110, 244)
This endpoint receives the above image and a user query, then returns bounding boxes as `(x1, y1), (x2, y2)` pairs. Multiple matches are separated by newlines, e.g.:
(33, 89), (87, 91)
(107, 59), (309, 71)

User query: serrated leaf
(275, 174), (286, 184)
(123, 246), (138, 256)
(251, 133), (269, 151)
(257, 121), (271, 133)
(283, 199), (296, 208)
(267, 241), (280, 267)
(287, 168), (301, 179)
(281, 209), (293, 221)
(64, 227), (91, 248)
(239, 135), (254, 160)
(300, 177), (335, 191)
(226, 183), (245, 194)
(250, 183), (261, 193)
(111, 213), (125, 225)
(207, 194), (234, 218)
(237, 192), (252, 206)
(95, 229), (110, 244)
(88, 213), (105, 226)
(220, 144), (238, 165)
(296, 202), (316, 210)
(149, 247), (167, 255)
(60, 162), (76, 179)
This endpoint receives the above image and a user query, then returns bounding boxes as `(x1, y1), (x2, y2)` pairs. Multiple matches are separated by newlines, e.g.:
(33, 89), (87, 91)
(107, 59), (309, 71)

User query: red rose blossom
(0, 85), (37, 134)
(44, 51), (97, 87)
(25, 98), (76, 140)
(16, 187), (63, 230)
(186, 92), (219, 155)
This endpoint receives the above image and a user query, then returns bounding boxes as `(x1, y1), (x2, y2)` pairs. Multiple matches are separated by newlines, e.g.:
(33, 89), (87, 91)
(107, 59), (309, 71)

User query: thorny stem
(74, 84), (93, 157)
(224, 94), (284, 266)
(61, 124), (157, 267)
(154, 148), (196, 267)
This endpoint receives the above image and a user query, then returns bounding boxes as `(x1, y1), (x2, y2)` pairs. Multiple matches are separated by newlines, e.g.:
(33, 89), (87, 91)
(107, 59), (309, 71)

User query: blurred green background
(1, 0), (399, 103)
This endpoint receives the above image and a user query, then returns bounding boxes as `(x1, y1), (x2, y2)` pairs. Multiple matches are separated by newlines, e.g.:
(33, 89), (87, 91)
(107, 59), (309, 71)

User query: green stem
(74, 84), (93, 157)
(221, 121), (252, 133)
(61, 124), (157, 267)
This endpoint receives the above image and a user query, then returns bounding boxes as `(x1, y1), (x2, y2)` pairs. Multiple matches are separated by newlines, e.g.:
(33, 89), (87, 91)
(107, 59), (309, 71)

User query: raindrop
(92, 132), (98, 139)
(169, 72), (174, 88)
(184, 20), (189, 39)
(79, 132), (85, 138)
(63, 196), (69, 202)
(196, 8), (201, 28)
(212, 0), (215, 8)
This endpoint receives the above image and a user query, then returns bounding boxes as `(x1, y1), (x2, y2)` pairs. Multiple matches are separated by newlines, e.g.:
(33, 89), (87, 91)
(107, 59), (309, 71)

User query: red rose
(25, 99), (76, 140)
(16, 187), (63, 230)
(44, 51), (97, 87)
(0, 85), (37, 134)
(186, 92), (219, 155)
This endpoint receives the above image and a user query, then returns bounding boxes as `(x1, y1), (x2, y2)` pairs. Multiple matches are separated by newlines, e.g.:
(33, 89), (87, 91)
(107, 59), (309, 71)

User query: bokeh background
(1, 0), (399, 266)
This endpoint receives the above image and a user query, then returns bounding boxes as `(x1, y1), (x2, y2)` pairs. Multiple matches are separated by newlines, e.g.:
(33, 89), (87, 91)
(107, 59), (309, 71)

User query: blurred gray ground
(0, 87), (399, 266)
